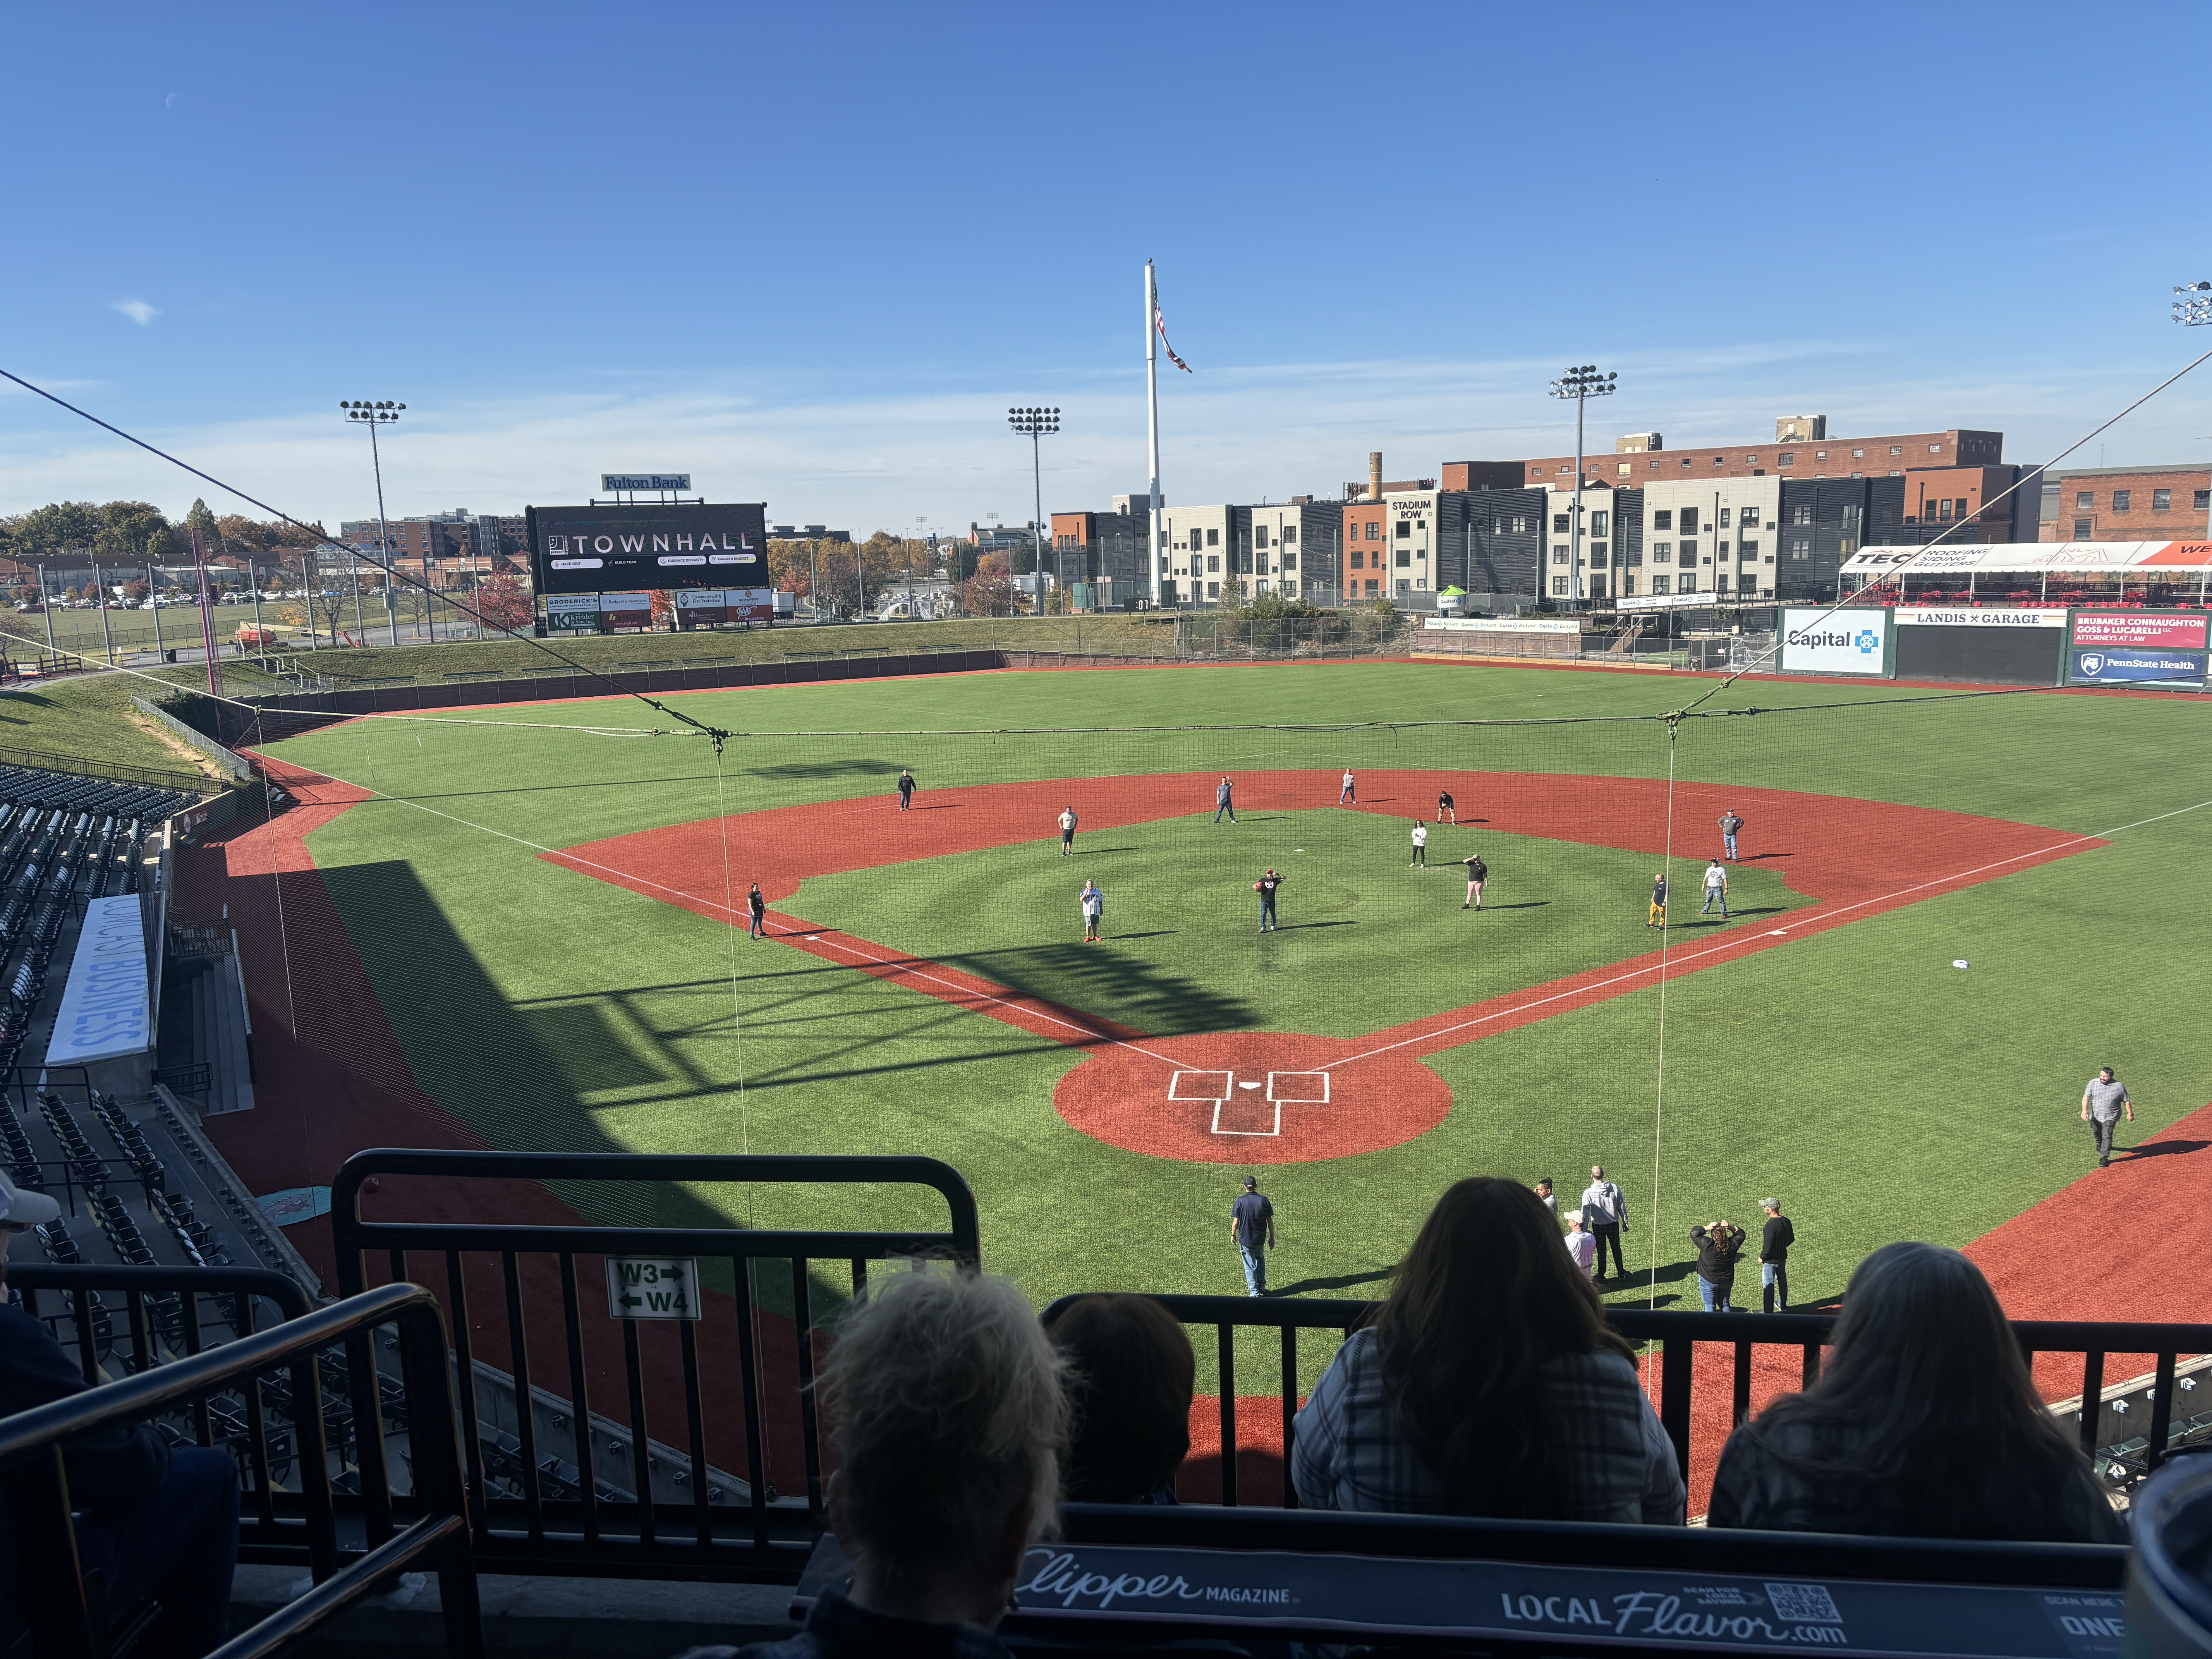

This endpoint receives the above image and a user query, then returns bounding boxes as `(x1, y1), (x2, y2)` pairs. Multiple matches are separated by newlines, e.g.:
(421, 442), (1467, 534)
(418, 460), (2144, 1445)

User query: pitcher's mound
(1055, 1032), (1451, 1164)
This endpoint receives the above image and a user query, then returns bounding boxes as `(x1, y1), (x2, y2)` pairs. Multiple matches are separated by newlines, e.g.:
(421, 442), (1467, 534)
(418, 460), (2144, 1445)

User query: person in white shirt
(1057, 807), (1077, 856)
(1410, 820), (1428, 867)
(1700, 860), (1729, 918)
(1564, 1211), (1598, 1279)
(1580, 1165), (1629, 1284)
(1340, 769), (1357, 804)
(1079, 879), (1103, 943)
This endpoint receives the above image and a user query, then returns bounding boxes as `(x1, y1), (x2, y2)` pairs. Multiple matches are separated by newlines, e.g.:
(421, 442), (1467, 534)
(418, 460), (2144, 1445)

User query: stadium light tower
(2173, 280), (2212, 327)
(1009, 407), (1060, 588)
(1548, 366), (1615, 606)
(342, 400), (405, 646)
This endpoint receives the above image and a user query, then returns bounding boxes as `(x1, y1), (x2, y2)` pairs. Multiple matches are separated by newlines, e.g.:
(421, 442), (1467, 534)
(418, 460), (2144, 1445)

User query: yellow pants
(1649, 901), (1666, 926)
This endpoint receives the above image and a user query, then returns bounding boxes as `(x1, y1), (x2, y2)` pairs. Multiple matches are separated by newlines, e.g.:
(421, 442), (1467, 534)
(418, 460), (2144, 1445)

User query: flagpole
(1146, 259), (1163, 609)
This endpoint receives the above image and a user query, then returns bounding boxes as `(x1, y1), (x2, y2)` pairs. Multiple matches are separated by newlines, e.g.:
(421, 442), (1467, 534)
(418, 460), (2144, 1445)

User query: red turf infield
(548, 769), (2106, 1164)
(206, 752), (2208, 1515)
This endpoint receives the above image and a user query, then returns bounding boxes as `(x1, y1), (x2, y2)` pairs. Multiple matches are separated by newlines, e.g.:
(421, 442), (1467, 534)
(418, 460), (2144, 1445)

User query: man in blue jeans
(0, 1172), (240, 1658)
(1214, 776), (1236, 824)
(1229, 1176), (1274, 1296)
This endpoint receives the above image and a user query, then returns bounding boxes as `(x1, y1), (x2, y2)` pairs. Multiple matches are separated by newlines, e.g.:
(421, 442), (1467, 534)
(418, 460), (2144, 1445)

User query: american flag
(1154, 281), (1192, 373)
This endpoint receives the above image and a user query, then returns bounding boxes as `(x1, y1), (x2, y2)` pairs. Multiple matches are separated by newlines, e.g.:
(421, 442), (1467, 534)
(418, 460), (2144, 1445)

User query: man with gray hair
(689, 1268), (1066, 1658)
(1758, 1199), (1795, 1313)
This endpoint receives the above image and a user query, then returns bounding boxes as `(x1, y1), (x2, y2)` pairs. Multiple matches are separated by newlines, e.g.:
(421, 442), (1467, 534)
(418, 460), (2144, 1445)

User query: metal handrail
(326, 1149), (979, 1580)
(1042, 1293), (2212, 1506)
(0, 1280), (482, 1659)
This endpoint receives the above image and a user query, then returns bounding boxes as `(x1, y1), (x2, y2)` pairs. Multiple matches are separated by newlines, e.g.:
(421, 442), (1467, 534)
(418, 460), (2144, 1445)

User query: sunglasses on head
(0, 1221), (30, 1233)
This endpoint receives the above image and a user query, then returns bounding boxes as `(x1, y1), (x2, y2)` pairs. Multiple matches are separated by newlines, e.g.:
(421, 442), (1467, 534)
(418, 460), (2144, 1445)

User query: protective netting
(184, 667), (2212, 1415)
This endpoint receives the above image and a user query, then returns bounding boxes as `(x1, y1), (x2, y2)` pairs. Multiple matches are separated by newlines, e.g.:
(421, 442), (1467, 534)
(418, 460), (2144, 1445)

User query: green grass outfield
(262, 661), (2212, 1383)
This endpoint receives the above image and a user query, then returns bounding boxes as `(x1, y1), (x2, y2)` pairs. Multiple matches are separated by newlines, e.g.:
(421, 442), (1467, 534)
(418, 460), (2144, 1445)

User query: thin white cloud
(112, 299), (158, 327)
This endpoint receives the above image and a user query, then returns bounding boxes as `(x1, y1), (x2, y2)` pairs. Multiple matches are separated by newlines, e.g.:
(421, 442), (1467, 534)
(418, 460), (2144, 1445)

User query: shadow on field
(1270, 1266), (1393, 1297)
(2122, 1139), (2207, 1161)
(939, 940), (1257, 1035)
(747, 757), (902, 781)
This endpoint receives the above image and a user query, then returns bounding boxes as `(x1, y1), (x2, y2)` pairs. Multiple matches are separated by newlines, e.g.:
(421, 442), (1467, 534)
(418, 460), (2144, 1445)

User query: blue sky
(4, 2), (2209, 535)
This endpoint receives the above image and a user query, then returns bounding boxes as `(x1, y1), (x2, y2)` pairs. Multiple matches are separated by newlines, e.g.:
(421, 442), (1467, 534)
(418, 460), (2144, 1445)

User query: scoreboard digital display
(526, 502), (767, 595)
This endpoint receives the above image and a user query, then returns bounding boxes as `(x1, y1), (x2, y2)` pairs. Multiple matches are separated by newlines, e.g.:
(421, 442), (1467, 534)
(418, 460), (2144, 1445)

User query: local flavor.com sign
(1780, 609), (1889, 675)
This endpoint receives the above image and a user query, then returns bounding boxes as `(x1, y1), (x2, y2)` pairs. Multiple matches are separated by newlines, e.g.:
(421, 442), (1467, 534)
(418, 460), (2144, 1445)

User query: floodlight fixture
(2176, 281), (2212, 326)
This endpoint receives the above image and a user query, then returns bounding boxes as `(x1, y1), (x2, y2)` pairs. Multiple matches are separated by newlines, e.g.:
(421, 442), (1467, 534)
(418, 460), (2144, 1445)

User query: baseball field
(199, 656), (2212, 1377)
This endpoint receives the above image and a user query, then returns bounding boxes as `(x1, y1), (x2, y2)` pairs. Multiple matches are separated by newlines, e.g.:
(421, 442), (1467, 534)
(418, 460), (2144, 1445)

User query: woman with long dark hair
(1291, 1177), (1684, 1523)
(1708, 1243), (2123, 1540)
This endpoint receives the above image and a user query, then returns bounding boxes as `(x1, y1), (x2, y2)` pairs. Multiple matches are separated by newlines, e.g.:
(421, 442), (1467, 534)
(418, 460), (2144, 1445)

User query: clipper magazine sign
(527, 502), (767, 595)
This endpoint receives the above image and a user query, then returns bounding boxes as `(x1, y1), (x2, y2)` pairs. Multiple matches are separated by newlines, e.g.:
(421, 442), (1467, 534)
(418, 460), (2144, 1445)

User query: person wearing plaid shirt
(1291, 1178), (1684, 1525)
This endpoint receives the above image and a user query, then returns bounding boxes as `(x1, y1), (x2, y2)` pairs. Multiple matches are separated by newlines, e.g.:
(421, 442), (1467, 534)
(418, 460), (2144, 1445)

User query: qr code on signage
(1765, 1583), (1843, 1623)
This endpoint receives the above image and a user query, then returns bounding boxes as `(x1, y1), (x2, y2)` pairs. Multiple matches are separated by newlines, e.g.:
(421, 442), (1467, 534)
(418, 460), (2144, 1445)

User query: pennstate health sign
(1780, 608), (1889, 675)
(527, 502), (767, 595)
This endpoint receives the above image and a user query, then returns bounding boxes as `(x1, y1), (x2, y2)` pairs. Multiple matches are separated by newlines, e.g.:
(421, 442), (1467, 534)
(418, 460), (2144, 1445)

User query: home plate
(1055, 1032), (1451, 1165)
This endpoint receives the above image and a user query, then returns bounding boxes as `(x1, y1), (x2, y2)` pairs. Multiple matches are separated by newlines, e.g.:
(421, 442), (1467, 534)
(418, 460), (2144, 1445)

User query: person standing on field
(2081, 1066), (2134, 1168)
(1759, 1199), (1795, 1312)
(1080, 879), (1103, 943)
(1460, 850), (1487, 910)
(1214, 776), (1236, 824)
(1647, 871), (1668, 929)
(1340, 769), (1357, 804)
(1700, 859), (1729, 918)
(1230, 1175), (1274, 1297)
(1564, 1211), (1598, 1280)
(1719, 808), (1745, 862)
(747, 881), (766, 941)
(1534, 1177), (1558, 1224)
(1437, 789), (1456, 824)
(896, 768), (915, 811)
(1058, 806), (1077, 856)
(1581, 1166), (1629, 1283)
(1410, 819), (1428, 867)
(1253, 869), (1283, 932)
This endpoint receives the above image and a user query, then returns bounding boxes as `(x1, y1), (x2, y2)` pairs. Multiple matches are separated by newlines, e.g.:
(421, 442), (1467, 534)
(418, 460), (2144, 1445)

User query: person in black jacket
(0, 1173), (240, 1658)
(1689, 1220), (1746, 1313)
(1759, 1199), (1796, 1313)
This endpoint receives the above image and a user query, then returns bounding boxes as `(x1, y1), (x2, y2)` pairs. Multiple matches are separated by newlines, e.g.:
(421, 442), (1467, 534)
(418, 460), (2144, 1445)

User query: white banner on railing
(45, 895), (153, 1066)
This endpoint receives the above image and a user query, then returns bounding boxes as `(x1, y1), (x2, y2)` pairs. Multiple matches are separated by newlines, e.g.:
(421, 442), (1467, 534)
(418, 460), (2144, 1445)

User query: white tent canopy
(1842, 540), (2212, 577)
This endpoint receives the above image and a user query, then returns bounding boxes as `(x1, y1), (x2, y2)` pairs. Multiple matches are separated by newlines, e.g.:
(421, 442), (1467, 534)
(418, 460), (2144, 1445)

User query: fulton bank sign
(526, 501), (768, 594)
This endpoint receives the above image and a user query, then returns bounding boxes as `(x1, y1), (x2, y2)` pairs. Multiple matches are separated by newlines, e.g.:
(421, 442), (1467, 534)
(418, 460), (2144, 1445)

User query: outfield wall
(1780, 606), (2210, 689)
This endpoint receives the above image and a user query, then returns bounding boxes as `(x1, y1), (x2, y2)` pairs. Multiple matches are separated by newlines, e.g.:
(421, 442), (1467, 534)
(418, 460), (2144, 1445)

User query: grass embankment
(0, 663), (298, 782)
(293, 614), (1185, 686)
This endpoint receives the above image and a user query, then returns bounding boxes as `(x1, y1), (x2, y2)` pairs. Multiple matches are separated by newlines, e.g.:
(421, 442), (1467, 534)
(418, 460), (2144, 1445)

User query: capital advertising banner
(2068, 611), (2208, 689)
(1780, 608), (1890, 675)
(527, 502), (767, 595)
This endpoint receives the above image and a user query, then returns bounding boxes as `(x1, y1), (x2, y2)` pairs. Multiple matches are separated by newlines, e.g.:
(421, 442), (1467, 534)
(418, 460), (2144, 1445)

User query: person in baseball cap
(0, 1168), (59, 1230)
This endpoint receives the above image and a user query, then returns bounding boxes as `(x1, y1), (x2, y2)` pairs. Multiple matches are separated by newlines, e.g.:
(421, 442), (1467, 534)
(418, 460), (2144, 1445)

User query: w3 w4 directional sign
(605, 1257), (701, 1321)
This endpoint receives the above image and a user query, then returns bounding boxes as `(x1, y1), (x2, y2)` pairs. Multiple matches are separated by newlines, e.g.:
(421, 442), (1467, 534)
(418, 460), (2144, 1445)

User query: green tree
(91, 500), (173, 567)
(11, 501), (100, 558)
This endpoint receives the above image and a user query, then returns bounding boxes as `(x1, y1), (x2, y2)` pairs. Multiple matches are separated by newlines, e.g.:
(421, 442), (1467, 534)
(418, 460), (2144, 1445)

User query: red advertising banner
(675, 589), (728, 627)
(727, 587), (774, 621)
(2072, 611), (2209, 649)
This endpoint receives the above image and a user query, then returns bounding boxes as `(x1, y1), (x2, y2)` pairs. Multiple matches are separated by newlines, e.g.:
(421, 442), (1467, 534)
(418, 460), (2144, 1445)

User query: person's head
(1043, 1295), (1195, 1503)
(0, 1172), (60, 1287)
(1761, 1199), (1781, 1217)
(1374, 1177), (1632, 1518)
(1534, 1178), (1552, 1197)
(2098, 1066), (2115, 1082)
(1242, 1175), (1258, 1192)
(1754, 1243), (2098, 1537)
(821, 1267), (1067, 1626)
(1590, 1165), (1604, 1181)
(1564, 1211), (1584, 1232)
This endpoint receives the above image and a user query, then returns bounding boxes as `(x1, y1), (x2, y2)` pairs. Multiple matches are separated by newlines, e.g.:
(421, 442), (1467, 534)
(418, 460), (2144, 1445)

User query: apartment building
(1499, 422), (2004, 487)
(2037, 466), (2212, 541)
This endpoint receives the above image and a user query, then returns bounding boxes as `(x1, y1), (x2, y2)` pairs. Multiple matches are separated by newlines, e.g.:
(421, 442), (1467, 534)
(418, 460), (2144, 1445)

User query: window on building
(1207, 554), (1219, 572)
(1815, 451), (1827, 461)
(2152, 489), (2171, 511)
(2076, 492), (2094, 510)
(1530, 466), (1544, 477)
(1929, 444), (1942, 453)
(1281, 553), (1296, 570)
(1553, 546), (1570, 565)
(1739, 541), (1758, 560)
(1877, 503), (1895, 526)
(1590, 510), (1609, 536)
(1681, 458), (1693, 468)
(1652, 573), (1672, 595)
(1208, 581), (1219, 598)
(1852, 448), (1865, 458)
(2073, 518), (2093, 538)
(1618, 462), (1632, 476)
(1790, 537), (1810, 560)
(1510, 515), (1528, 534)
(1254, 526), (1270, 548)
(1552, 575), (1570, 595)
(1679, 507), (1699, 534)
(1678, 538), (1697, 562)
(1718, 507), (1732, 527)
(1937, 500), (1953, 523)
(1650, 541), (1673, 564)
(1365, 579), (1379, 596)
(1791, 503), (1811, 525)
(1625, 543), (1642, 567)
(1349, 550), (1363, 569)
(2112, 490), (2132, 513)
(1364, 522), (1380, 541)
(1396, 548), (1411, 567)
(1652, 509), (1673, 530)
(1891, 446), (1903, 455)
(1779, 453), (1795, 467)
(1396, 578), (1410, 593)
(1396, 520), (1411, 539)
(2197, 489), (2211, 510)
(1553, 514), (1570, 532)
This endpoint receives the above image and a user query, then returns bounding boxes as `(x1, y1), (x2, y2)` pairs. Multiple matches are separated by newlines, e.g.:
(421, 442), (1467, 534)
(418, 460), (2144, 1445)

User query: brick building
(1490, 424), (2005, 487)
(340, 508), (526, 580)
(2035, 465), (2212, 541)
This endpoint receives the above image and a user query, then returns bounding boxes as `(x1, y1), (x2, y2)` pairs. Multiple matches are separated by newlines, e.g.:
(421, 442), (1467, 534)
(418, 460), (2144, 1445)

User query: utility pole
(92, 558), (113, 664)
(1146, 261), (1163, 609)
(146, 564), (164, 658)
(1549, 365), (1616, 606)
(190, 528), (223, 697)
